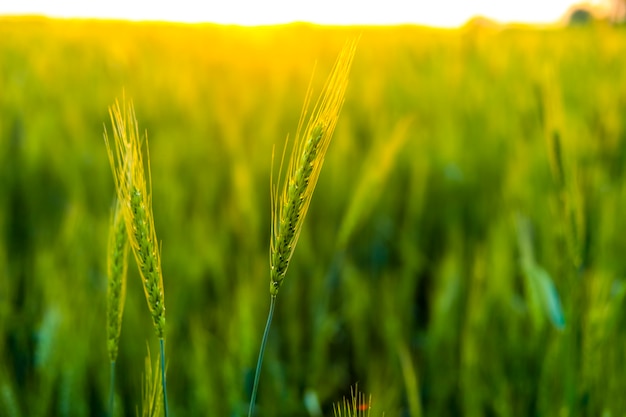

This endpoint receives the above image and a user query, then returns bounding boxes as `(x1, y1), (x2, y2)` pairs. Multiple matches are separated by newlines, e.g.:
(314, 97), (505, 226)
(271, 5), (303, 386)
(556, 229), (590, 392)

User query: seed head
(104, 99), (166, 339)
(270, 40), (357, 295)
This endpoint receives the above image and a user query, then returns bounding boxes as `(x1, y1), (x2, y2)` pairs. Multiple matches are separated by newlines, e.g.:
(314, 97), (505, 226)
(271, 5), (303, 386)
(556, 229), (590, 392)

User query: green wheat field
(2, 16), (626, 417)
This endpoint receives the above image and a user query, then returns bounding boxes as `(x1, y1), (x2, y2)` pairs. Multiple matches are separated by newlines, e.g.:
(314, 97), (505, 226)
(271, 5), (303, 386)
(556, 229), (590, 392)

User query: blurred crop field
(2, 15), (626, 417)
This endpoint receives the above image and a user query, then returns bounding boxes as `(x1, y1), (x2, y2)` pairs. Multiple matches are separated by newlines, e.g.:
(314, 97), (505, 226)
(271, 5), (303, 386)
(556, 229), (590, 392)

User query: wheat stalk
(248, 39), (357, 417)
(104, 98), (168, 416)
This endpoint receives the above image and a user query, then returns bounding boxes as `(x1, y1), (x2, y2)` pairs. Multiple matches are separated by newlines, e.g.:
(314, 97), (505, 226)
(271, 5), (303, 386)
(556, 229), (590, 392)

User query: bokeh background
(2, 12), (626, 417)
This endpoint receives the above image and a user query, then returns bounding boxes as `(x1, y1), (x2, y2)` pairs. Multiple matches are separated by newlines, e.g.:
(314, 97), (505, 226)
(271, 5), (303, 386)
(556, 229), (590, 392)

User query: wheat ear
(106, 196), (129, 416)
(104, 99), (166, 340)
(104, 98), (168, 417)
(106, 197), (129, 361)
(333, 386), (371, 417)
(269, 39), (357, 296)
(248, 40), (357, 417)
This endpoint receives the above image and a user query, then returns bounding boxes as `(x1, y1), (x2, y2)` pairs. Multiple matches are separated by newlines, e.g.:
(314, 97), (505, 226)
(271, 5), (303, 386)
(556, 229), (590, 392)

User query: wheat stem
(160, 338), (169, 417)
(108, 361), (116, 417)
(247, 295), (276, 417)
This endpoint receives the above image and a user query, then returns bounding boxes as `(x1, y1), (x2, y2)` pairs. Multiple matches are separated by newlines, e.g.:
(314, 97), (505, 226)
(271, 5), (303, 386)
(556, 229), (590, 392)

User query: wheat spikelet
(333, 386), (371, 417)
(269, 39), (357, 296)
(140, 346), (163, 417)
(106, 197), (129, 363)
(104, 99), (166, 339)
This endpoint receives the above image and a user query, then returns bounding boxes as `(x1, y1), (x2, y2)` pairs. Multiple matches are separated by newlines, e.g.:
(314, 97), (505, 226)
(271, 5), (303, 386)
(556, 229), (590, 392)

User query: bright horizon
(0, 0), (609, 27)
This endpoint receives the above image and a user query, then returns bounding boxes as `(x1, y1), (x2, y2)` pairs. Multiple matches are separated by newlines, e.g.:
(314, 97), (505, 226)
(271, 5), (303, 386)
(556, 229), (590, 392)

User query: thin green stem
(108, 361), (116, 417)
(160, 338), (169, 417)
(248, 295), (277, 417)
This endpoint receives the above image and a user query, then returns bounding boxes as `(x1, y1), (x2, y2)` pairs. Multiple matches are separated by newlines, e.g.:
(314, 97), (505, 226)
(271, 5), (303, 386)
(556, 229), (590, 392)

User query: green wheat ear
(104, 99), (166, 340)
(270, 39), (357, 296)
(106, 197), (129, 363)
(106, 196), (129, 416)
(140, 345), (163, 417)
(333, 386), (371, 417)
(248, 39), (357, 417)
(104, 98), (168, 417)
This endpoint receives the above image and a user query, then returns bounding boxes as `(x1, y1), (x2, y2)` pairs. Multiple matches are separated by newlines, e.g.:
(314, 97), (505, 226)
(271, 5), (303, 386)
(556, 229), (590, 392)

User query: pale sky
(0, 0), (608, 27)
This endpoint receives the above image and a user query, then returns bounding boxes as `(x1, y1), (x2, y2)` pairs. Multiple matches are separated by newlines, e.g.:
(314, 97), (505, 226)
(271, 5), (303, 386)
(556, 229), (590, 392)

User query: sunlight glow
(0, 0), (610, 27)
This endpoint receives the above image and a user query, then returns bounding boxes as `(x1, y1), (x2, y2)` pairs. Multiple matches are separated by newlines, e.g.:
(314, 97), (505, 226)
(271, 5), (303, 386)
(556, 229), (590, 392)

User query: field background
(2, 16), (626, 417)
